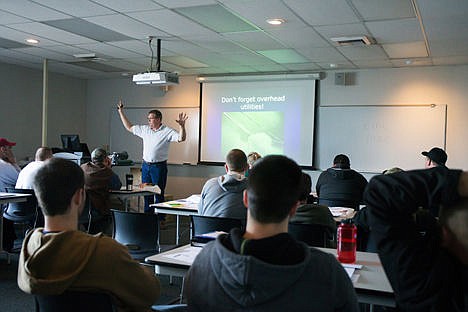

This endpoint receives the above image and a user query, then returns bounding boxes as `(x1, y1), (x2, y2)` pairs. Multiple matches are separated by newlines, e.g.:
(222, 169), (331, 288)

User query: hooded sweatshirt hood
(217, 173), (247, 192)
(18, 229), (100, 294)
(210, 236), (310, 306)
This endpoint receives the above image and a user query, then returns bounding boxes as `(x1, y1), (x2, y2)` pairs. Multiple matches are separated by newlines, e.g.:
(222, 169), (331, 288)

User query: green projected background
(221, 111), (284, 156)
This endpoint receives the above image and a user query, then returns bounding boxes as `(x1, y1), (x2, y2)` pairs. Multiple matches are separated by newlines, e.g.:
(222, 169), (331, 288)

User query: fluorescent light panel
(175, 4), (258, 33)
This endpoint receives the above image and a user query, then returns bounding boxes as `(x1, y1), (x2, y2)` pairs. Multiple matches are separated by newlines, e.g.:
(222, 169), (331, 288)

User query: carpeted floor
(0, 214), (191, 311)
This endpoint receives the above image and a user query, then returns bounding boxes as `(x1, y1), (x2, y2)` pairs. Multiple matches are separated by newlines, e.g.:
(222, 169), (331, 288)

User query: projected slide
(200, 78), (316, 166)
(221, 111), (284, 157)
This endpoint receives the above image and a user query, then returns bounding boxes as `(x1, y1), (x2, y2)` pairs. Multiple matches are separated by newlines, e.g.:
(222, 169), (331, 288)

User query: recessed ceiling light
(329, 63), (337, 68)
(266, 18), (285, 25)
(25, 38), (39, 44)
(405, 59), (413, 65)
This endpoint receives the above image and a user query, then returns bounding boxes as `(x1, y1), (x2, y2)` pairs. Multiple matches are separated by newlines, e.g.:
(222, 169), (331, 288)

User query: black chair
(191, 215), (243, 237)
(35, 291), (115, 312)
(111, 209), (164, 261)
(78, 195), (93, 233)
(288, 222), (333, 248)
(3, 188), (39, 231)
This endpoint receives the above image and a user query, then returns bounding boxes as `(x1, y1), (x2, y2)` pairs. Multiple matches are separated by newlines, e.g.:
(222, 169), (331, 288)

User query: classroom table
(146, 244), (395, 309)
(109, 185), (160, 212)
(152, 196), (356, 244)
(0, 192), (31, 264)
(151, 196), (199, 244)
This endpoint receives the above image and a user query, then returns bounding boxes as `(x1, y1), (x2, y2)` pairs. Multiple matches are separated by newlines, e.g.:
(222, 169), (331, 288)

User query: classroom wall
(0, 62), (87, 162)
(85, 64), (468, 198)
(4, 60), (466, 198)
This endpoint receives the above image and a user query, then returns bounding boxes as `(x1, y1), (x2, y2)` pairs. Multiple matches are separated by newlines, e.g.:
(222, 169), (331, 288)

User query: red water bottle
(337, 219), (357, 263)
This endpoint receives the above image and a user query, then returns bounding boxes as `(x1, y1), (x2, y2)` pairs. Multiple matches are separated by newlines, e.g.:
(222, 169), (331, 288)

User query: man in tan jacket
(17, 158), (160, 311)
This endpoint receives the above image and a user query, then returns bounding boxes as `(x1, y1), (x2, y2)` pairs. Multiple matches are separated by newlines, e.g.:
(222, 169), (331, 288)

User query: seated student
(245, 151), (261, 177)
(185, 155), (358, 311)
(365, 167), (468, 312)
(18, 158), (160, 311)
(290, 172), (336, 235)
(81, 148), (122, 234)
(316, 154), (367, 210)
(198, 149), (248, 220)
(16, 147), (53, 189)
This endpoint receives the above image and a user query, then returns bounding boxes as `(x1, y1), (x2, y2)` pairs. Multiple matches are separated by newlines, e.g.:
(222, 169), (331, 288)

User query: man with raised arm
(117, 100), (187, 213)
(18, 158), (160, 311)
(185, 155), (358, 311)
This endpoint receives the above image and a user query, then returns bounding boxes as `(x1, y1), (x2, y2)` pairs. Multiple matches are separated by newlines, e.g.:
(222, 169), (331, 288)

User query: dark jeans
(141, 161), (167, 214)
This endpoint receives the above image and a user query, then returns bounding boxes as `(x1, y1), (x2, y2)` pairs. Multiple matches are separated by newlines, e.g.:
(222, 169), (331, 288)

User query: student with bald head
(16, 147), (53, 189)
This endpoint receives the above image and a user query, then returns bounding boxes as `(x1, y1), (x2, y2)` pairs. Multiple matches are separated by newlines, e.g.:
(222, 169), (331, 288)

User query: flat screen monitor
(61, 134), (81, 152)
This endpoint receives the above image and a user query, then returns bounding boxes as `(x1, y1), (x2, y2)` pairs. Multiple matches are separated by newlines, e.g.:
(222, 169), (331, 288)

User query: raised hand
(176, 112), (188, 127)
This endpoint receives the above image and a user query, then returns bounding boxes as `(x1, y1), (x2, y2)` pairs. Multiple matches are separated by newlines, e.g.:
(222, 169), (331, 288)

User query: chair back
(111, 210), (160, 260)
(288, 222), (332, 248)
(3, 188), (38, 223)
(35, 291), (115, 312)
(191, 215), (242, 236)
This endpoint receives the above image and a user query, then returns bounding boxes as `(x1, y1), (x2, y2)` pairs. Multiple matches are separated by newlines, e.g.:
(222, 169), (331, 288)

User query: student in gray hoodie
(186, 155), (359, 312)
(198, 149), (248, 221)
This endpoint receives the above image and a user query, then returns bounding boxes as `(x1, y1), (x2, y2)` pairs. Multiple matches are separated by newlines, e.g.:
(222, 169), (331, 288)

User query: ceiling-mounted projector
(133, 37), (179, 86)
(132, 71), (179, 85)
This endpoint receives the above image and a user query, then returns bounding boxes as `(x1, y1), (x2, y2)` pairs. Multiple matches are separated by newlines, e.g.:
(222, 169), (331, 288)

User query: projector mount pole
(157, 38), (161, 72)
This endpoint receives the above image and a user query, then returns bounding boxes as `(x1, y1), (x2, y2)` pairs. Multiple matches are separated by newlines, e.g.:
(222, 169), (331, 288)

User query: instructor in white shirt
(117, 100), (187, 213)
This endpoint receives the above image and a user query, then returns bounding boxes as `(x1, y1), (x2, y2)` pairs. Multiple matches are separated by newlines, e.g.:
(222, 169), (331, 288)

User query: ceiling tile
(222, 31), (285, 50)
(183, 34), (247, 53)
(267, 26), (330, 48)
(0, 25), (61, 46)
(432, 55), (468, 65)
(366, 18), (423, 44)
(383, 41), (428, 58)
(249, 63), (288, 72)
(257, 49), (309, 63)
(90, 0), (163, 12)
(315, 23), (369, 42)
(297, 47), (348, 62)
(0, 37), (29, 49)
(13, 46), (73, 61)
(31, 0), (113, 17)
(222, 0), (308, 31)
(337, 45), (388, 60)
(390, 57), (433, 67)
(0, 47), (43, 63)
(430, 40), (468, 57)
(0, 10), (31, 24)
(154, 0), (216, 9)
(351, 0), (415, 20)
(281, 62), (321, 71)
(222, 52), (277, 66)
(66, 60), (128, 72)
(164, 55), (209, 68)
(128, 9), (216, 37)
(284, 0), (360, 26)
(175, 4), (258, 33)
(9, 22), (97, 45)
(352, 59), (393, 68)
(107, 40), (157, 57)
(84, 14), (169, 40)
(0, 0), (70, 21)
(43, 18), (132, 42)
(75, 42), (146, 58)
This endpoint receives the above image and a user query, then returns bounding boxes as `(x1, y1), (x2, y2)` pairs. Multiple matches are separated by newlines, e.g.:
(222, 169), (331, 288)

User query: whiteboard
(316, 105), (446, 172)
(110, 107), (199, 165)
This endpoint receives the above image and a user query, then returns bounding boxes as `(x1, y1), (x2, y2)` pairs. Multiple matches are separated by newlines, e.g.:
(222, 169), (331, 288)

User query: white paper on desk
(184, 194), (201, 204)
(164, 247), (200, 263)
(344, 267), (355, 279)
(329, 207), (354, 217)
(141, 185), (161, 194)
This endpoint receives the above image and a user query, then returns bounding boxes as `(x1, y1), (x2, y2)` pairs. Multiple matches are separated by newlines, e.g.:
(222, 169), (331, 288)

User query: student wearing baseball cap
(422, 147), (448, 168)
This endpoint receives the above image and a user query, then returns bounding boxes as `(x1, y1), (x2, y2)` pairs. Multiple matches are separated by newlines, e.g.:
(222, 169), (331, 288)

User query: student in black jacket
(365, 167), (468, 312)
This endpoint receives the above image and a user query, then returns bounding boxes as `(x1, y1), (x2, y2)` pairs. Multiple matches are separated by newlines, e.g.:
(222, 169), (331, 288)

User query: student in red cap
(0, 138), (20, 192)
(0, 137), (21, 251)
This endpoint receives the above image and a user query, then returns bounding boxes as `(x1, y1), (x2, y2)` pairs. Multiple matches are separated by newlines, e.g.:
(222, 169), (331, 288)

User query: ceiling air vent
(330, 36), (374, 46)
